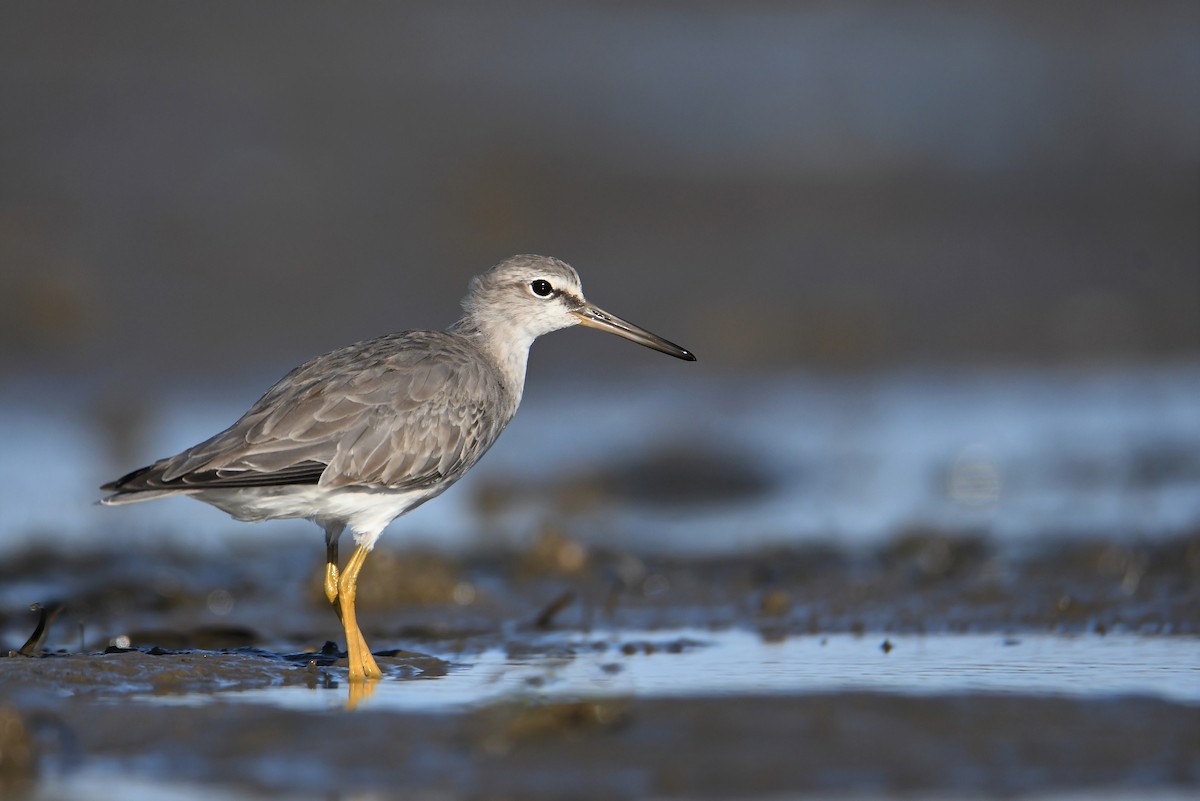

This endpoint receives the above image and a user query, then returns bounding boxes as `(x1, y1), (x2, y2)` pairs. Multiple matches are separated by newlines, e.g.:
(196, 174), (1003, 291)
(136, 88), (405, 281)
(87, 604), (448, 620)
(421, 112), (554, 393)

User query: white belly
(193, 484), (440, 549)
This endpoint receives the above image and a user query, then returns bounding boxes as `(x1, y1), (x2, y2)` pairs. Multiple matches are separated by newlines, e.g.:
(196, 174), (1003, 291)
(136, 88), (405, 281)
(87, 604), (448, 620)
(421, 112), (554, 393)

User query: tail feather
(100, 463), (158, 493)
(100, 458), (327, 506)
(100, 462), (186, 505)
(100, 488), (192, 506)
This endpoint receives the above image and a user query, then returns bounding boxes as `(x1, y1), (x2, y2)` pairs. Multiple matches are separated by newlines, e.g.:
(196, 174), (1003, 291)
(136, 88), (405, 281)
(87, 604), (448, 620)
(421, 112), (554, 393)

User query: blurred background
(1, 2), (1197, 554)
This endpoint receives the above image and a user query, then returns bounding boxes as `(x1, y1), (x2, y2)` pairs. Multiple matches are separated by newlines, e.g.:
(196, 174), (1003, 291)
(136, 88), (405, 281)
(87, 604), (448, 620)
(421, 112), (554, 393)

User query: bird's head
(462, 254), (696, 361)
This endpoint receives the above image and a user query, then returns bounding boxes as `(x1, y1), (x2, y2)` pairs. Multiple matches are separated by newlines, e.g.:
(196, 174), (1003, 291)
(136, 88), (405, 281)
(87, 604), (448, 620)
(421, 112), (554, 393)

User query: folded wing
(101, 332), (512, 498)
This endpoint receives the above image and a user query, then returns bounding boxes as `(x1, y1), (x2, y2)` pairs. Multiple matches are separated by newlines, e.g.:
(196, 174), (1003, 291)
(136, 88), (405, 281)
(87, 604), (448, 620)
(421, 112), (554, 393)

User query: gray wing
(103, 331), (514, 494)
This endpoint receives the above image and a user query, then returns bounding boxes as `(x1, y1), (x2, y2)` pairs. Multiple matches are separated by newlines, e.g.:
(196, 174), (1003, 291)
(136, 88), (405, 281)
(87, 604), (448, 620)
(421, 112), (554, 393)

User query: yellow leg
(324, 536), (341, 608)
(338, 543), (383, 681)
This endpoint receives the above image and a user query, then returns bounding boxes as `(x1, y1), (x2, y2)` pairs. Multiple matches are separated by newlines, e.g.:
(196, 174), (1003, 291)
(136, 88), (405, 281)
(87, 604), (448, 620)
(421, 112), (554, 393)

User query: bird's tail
(99, 489), (189, 506)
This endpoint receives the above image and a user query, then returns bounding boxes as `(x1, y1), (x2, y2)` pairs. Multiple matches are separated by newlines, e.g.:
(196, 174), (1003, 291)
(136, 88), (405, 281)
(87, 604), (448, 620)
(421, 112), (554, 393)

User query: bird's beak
(572, 302), (697, 361)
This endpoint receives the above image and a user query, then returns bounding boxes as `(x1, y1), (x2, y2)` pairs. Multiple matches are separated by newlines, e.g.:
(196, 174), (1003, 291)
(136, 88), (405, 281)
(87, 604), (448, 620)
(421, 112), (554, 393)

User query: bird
(101, 255), (696, 682)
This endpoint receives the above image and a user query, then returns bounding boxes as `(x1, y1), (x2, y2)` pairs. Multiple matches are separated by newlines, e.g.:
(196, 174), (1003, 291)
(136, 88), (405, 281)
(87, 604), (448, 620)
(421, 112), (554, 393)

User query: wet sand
(2, 530), (1198, 799)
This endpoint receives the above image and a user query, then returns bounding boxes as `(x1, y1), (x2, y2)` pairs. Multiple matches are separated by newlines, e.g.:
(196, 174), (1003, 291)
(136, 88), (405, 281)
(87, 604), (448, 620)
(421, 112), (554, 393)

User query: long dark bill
(572, 303), (697, 361)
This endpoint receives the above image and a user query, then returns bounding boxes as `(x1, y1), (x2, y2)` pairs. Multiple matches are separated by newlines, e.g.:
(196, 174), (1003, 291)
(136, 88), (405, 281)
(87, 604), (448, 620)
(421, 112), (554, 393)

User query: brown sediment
(1, 530), (1197, 798)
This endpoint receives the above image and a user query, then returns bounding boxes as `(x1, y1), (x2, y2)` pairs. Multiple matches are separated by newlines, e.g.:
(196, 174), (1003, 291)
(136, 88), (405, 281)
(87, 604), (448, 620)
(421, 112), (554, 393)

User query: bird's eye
(530, 279), (553, 297)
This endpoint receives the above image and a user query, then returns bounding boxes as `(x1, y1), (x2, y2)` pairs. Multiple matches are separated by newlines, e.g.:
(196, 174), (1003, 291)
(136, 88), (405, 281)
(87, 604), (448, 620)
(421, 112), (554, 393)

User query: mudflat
(2, 531), (1197, 799)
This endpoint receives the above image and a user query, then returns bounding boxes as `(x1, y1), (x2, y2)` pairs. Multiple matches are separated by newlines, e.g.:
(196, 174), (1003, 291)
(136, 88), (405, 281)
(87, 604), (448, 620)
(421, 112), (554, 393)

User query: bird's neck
(450, 316), (534, 406)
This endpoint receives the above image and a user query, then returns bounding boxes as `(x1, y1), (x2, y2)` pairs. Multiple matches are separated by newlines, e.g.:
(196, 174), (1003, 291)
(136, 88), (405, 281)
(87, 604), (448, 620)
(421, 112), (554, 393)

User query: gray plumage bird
(101, 255), (695, 682)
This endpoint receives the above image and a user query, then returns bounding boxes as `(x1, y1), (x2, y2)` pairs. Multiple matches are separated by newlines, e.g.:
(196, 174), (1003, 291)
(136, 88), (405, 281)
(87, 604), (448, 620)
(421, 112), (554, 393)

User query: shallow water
(10, 629), (1197, 801)
(3, 363), (1199, 557)
(5, 540), (1197, 800)
(135, 630), (1200, 713)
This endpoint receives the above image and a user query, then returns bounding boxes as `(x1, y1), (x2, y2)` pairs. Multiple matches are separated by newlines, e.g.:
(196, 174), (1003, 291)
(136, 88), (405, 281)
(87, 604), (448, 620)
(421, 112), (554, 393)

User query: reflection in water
(136, 630), (1200, 713)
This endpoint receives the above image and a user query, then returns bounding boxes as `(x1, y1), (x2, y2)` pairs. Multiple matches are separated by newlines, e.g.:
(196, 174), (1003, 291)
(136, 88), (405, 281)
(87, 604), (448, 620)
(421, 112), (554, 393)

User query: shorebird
(101, 255), (695, 681)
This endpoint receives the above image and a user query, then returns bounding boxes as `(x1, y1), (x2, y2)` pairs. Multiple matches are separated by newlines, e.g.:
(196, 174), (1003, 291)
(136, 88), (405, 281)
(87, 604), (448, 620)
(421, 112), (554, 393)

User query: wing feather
(105, 331), (515, 496)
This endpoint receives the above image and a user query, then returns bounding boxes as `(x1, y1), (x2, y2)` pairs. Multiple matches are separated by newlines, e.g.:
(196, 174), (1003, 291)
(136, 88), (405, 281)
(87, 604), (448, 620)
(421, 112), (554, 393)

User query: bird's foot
(348, 649), (383, 682)
(345, 624), (383, 681)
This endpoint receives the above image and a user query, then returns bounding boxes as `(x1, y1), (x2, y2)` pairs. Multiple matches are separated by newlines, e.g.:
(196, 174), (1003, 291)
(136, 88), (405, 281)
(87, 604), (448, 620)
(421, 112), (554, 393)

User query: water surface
(136, 630), (1200, 712)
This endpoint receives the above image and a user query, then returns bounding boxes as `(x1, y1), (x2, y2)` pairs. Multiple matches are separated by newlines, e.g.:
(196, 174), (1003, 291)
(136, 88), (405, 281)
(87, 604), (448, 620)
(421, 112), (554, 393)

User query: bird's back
(102, 330), (517, 508)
